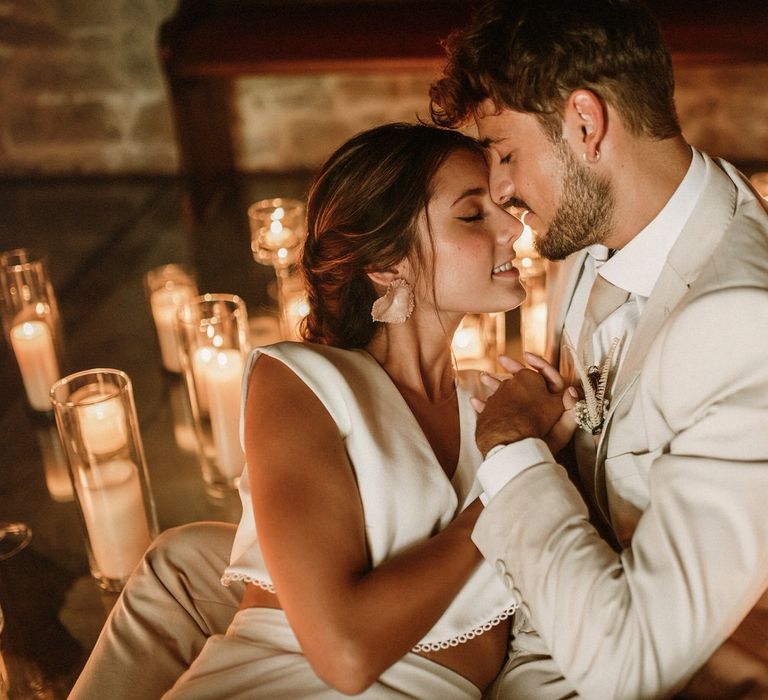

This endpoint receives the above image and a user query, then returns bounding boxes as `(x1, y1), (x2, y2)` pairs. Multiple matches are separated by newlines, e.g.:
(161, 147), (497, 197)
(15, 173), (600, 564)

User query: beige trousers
(162, 608), (481, 699)
(69, 522), (244, 700)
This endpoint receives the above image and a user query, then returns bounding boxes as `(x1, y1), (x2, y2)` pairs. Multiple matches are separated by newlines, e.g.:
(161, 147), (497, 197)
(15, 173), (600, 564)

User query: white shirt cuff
(477, 438), (555, 504)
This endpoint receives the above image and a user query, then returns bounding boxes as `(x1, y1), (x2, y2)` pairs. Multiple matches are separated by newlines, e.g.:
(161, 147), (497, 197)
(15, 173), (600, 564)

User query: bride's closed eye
(456, 211), (485, 223)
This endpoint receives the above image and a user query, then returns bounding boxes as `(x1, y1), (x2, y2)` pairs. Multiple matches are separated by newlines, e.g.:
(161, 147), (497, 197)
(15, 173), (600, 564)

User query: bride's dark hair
(301, 122), (484, 348)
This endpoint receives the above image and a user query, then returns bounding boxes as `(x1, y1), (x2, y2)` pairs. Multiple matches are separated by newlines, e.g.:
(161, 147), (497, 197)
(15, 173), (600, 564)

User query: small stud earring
(583, 149), (601, 164)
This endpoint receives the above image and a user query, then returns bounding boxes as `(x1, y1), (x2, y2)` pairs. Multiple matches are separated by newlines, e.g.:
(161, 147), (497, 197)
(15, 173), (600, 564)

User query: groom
(430, 0), (768, 698)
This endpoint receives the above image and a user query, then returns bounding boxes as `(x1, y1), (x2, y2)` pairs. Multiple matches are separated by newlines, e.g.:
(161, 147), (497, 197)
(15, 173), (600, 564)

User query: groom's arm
(473, 287), (768, 699)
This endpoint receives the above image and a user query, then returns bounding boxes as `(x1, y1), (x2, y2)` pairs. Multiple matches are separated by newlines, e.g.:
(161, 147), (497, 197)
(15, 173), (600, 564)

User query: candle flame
(21, 322), (36, 337)
(271, 207), (285, 221)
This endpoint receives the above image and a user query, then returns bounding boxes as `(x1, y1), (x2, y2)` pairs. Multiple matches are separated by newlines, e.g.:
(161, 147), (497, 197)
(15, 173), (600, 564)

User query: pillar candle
(77, 394), (128, 455)
(150, 285), (195, 373)
(76, 459), (152, 581)
(191, 346), (215, 414)
(204, 349), (245, 479)
(10, 320), (60, 411)
(522, 300), (548, 357)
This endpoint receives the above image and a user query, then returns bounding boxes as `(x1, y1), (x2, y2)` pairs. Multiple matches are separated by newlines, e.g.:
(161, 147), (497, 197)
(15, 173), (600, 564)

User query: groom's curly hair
(430, 0), (681, 142)
(300, 122), (484, 349)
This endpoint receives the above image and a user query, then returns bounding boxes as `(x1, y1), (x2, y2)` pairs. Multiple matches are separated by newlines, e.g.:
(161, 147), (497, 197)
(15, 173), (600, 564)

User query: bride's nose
(496, 209), (524, 246)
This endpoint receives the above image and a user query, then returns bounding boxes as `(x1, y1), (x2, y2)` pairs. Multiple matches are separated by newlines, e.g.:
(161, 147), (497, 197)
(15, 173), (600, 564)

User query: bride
(71, 122), (572, 700)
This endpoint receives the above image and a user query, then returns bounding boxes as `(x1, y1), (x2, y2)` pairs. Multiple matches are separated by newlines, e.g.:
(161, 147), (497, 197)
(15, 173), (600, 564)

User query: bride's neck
(366, 316), (459, 403)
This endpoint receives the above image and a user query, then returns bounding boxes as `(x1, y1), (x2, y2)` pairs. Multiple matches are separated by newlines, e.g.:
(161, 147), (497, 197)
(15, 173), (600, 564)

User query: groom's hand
(474, 369), (566, 457)
(472, 352), (578, 457)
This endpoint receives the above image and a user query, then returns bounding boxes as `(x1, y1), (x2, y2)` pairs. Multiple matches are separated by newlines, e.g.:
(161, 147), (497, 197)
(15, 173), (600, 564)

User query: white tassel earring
(371, 279), (414, 324)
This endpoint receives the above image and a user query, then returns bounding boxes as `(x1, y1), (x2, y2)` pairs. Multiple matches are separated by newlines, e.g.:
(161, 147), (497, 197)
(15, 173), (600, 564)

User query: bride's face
(417, 149), (526, 317)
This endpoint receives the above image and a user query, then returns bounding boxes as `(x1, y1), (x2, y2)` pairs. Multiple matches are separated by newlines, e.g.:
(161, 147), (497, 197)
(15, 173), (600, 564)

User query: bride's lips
(492, 259), (520, 277)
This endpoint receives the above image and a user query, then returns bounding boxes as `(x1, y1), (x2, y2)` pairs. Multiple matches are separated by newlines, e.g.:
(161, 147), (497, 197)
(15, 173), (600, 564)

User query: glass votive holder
(0, 248), (64, 412)
(177, 294), (252, 495)
(50, 369), (158, 592)
(453, 313), (505, 372)
(248, 197), (307, 272)
(520, 269), (548, 357)
(145, 264), (198, 373)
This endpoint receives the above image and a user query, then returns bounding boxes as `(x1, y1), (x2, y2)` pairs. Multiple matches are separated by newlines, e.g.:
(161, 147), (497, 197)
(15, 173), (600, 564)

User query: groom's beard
(537, 138), (615, 261)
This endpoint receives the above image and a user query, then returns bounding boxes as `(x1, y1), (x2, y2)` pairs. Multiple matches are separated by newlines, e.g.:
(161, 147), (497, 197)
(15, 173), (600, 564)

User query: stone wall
(1, 1), (767, 176)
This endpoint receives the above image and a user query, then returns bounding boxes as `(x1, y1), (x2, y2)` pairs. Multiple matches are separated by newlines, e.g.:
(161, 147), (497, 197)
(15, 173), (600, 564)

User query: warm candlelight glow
(204, 349), (245, 479)
(77, 393), (129, 455)
(150, 283), (196, 373)
(76, 459), (153, 581)
(10, 320), (60, 411)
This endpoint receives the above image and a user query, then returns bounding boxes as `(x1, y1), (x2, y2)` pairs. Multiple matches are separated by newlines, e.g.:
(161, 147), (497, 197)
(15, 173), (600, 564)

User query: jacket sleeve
(472, 287), (768, 699)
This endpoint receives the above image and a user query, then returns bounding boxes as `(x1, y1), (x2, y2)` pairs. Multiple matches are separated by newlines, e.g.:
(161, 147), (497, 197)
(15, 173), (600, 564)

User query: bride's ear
(366, 261), (411, 292)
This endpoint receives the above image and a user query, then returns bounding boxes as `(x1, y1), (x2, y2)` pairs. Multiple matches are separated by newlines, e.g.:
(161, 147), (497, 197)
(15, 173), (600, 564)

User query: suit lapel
(544, 250), (588, 369)
(594, 155), (738, 505)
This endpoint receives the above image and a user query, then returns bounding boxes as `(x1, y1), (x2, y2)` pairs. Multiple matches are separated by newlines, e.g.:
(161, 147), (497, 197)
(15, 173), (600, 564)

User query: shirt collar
(599, 147), (707, 298)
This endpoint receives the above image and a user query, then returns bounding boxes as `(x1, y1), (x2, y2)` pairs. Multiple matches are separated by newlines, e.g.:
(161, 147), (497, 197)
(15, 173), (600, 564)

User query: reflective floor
(0, 174), (316, 698)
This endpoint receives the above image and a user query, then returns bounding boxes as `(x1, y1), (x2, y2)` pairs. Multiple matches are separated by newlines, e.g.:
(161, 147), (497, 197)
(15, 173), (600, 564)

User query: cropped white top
(222, 341), (518, 652)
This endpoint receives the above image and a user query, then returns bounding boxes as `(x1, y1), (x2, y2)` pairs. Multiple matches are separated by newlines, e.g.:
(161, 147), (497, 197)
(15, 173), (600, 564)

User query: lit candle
(264, 219), (292, 249)
(77, 393), (128, 455)
(282, 294), (310, 341)
(10, 320), (60, 411)
(453, 320), (495, 372)
(522, 300), (548, 357)
(515, 211), (539, 263)
(191, 346), (215, 414)
(76, 459), (153, 581)
(204, 349), (245, 479)
(453, 323), (485, 360)
(150, 284), (196, 373)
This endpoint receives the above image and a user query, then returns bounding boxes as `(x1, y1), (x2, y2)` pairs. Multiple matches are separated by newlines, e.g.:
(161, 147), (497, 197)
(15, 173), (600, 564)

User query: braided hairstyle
(301, 122), (484, 348)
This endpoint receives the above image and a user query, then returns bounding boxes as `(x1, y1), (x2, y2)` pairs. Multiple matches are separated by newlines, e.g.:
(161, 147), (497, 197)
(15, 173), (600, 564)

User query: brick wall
(1, 1), (767, 176)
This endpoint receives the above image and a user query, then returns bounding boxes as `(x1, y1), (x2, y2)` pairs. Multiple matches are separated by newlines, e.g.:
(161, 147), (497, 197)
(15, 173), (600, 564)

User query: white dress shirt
(478, 147), (709, 502)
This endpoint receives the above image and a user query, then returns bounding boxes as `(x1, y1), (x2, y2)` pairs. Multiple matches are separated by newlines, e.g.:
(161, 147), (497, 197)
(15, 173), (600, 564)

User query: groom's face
(476, 104), (614, 260)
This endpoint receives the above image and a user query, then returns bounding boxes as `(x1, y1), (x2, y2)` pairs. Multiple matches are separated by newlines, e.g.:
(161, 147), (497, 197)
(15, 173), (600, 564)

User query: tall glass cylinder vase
(145, 264), (198, 373)
(177, 294), (252, 495)
(50, 369), (158, 592)
(0, 248), (64, 412)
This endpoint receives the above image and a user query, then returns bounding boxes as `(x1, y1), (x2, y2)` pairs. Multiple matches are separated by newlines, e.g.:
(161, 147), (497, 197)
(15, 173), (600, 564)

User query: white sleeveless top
(222, 341), (518, 652)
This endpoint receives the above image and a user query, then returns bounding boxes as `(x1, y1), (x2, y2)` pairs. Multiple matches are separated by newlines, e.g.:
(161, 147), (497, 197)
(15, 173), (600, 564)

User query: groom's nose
(489, 164), (515, 206)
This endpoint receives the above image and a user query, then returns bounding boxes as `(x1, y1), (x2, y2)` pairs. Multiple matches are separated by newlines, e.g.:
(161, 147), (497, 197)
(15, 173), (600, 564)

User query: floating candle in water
(10, 320), (59, 411)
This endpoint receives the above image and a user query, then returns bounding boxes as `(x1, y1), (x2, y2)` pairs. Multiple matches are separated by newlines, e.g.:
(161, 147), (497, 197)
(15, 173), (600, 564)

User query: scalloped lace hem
(410, 602), (519, 653)
(220, 573), (276, 593)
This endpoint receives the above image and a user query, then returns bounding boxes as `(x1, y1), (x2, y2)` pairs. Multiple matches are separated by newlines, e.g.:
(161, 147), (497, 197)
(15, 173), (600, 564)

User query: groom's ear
(563, 89), (606, 163)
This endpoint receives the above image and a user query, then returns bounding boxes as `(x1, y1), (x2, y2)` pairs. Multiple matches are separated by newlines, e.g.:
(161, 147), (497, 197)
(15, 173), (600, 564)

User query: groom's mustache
(504, 197), (529, 211)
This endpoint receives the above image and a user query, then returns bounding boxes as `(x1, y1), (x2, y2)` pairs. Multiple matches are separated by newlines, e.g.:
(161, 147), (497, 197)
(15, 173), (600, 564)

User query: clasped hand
(471, 352), (579, 457)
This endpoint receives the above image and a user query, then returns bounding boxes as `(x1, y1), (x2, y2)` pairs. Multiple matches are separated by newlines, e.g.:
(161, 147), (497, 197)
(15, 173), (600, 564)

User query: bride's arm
(244, 354), (483, 694)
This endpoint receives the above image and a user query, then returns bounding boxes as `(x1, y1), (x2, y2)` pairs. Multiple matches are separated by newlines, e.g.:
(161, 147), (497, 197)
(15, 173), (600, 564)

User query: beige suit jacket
(476, 155), (768, 699)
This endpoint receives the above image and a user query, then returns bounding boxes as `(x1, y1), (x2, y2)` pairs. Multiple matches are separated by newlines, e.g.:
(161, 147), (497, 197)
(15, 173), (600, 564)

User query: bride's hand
(521, 352), (579, 454)
(470, 353), (578, 455)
